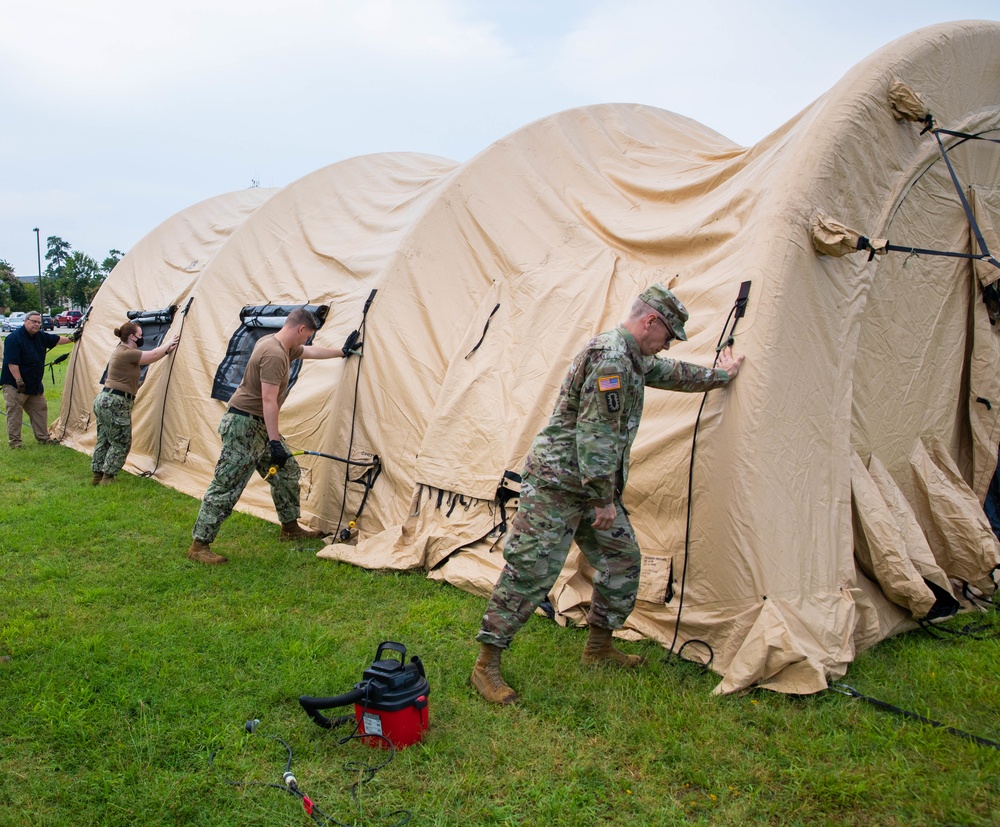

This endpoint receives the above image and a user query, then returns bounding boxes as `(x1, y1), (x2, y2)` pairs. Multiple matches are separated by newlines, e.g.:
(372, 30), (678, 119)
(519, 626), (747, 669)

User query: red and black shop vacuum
(299, 641), (429, 749)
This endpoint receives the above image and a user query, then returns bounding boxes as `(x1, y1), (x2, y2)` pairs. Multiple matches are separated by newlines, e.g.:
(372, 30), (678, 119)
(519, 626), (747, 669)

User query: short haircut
(627, 297), (659, 323)
(25, 311), (41, 321)
(286, 307), (320, 330)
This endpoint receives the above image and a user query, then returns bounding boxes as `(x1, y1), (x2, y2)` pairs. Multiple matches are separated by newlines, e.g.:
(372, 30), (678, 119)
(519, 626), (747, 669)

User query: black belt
(228, 407), (264, 423)
(102, 387), (135, 400)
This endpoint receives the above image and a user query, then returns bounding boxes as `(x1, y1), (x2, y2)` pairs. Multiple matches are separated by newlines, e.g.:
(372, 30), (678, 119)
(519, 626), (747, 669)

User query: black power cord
(210, 715), (411, 826)
(668, 281), (751, 666)
(333, 289), (378, 543)
(831, 684), (1000, 750)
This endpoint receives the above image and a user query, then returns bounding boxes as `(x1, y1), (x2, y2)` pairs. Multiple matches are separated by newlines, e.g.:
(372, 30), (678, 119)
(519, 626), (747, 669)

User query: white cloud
(0, 0), (513, 98)
(546, 0), (1000, 145)
(0, 189), (89, 222)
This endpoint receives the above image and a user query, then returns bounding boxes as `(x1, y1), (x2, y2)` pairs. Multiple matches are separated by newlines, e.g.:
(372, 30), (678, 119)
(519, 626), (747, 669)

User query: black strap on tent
(856, 237), (995, 263)
(333, 289), (378, 543)
(339, 455), (382, 533)
(871, 120), (1000, 323)
(494, 470), (522, 536)
(931, 129), (1000, 269)
(831, 684), (1000, 750)
(917, 615), (1000, 641)
(45, 353), (69, 384)
(142, 297), (192, 478)
(667, 281), (751, 664)
(935, 127), (1000, 147)
(855, 126), (1000, 276)
(962, 574), (1000, 610)
(465, 303), (500, 359)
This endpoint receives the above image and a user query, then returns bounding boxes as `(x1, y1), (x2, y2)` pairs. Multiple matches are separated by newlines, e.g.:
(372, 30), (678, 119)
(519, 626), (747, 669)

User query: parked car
(41, 314), (55, 331)
(0, 314), (7, 332)
(7, 311), (27, 331)
(56, 310), (83, 328)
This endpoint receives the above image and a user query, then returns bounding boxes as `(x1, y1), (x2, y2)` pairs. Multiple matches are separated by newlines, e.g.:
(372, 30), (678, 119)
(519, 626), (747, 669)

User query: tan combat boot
(581, 625), (644, 668)
(98, 474), (116, 486)
(279, 521), (325, 541)
(92, 471), (103, 485)
(188, 540), (228, 565)
(470, 643), (519, 705)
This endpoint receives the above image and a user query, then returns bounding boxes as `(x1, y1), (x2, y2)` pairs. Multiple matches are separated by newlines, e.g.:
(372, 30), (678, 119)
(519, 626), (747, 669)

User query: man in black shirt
(1, 311), (74, 448)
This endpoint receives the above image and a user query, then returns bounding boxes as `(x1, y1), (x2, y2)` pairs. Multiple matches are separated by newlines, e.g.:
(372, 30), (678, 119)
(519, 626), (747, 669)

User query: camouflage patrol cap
(639, 283), (689, 341)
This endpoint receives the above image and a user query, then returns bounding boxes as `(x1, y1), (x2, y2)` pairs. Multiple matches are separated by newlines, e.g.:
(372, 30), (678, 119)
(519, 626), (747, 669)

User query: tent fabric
(811, 213), (887, 258)
(909, 437), (1000, 592)
(850, 450), (941, 618)
(887, 79), (933, 124)
(55, 20), (1000, 694)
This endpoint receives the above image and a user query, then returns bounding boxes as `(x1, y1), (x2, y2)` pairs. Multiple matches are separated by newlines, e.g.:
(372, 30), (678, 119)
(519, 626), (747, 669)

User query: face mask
(134, 337), (145, 347)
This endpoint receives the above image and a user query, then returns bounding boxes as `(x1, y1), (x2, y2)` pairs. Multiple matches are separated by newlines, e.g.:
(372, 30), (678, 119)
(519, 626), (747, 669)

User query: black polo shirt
(1, 327), (60, 395)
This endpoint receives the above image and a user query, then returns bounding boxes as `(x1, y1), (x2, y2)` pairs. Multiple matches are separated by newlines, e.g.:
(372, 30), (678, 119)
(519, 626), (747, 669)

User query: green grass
(2, 343), (999, 826)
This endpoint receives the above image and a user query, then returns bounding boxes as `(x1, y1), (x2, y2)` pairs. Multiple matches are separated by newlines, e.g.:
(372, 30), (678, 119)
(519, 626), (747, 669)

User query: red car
(56, 310), (83, 328)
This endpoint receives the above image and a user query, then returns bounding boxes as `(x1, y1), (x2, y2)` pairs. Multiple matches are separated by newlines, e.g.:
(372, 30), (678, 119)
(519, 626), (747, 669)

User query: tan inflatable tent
(56, 20), (1000, 694)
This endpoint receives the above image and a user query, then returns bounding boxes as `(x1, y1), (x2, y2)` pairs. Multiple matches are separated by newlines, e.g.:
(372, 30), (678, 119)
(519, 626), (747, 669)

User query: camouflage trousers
(477, 473), (641, 649)
(92, 391), (134, 475)
(192, 412), (301, 544)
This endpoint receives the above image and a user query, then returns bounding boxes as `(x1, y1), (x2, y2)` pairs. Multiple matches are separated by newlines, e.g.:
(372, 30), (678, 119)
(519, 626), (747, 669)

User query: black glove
(342, 329), (361, 356)
(268, 440), (291, 469)
(15, 379), (26, 393)
(72, 328), (83, 342)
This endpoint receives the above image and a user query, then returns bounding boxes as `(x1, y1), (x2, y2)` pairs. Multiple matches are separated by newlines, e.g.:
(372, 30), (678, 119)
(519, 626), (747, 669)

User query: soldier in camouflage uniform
(92, 321), (178, 485)
(187, 308), (355, 565)
(472, 284), (744, 705)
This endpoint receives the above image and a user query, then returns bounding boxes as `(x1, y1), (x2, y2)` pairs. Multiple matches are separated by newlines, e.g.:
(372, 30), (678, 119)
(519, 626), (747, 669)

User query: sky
(1, 0), (998, 281)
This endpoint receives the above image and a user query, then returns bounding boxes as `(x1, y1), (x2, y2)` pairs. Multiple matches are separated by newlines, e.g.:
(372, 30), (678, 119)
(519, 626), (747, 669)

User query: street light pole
(33, 227), (44, 313)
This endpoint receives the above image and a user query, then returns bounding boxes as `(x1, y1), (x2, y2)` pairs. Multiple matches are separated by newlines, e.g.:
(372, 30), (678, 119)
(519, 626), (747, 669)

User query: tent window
(211, 304), (328, 403)
(99, 305), (177, 388)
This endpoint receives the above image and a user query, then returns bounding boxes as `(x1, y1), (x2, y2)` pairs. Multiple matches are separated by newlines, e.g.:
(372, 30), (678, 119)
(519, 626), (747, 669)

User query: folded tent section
(55, 20), (1000, 694)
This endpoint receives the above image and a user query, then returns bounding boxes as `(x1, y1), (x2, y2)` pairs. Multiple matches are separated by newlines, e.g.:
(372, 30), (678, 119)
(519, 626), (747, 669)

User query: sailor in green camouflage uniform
(187, 307), (355, 565)
(92, 321), (178, 485)
(472, 284), (745, 704)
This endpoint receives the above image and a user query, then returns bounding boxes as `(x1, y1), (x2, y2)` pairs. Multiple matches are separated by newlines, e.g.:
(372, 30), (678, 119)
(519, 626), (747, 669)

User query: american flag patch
(598, 375), (621, 392)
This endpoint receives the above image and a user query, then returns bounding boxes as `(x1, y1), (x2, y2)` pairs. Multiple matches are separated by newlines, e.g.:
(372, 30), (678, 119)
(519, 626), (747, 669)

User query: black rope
(832, 684), (1000, 750)
(917, 616), (1000, 640)
(465, 302), (500, 359)
(56, 308), (91, 441)
(668, 282), (750, 664)
(142, 296), (193, 478)
(915, 590), (1000, 640)
(333, 289), (377, 543)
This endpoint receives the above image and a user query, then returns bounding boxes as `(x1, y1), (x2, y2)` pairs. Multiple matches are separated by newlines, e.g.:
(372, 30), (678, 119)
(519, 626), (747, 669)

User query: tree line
(0, 236), (123, 314)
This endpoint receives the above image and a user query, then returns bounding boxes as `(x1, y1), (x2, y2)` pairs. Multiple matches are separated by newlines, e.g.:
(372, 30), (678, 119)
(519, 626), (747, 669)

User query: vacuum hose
(298, 687), (367, 728)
